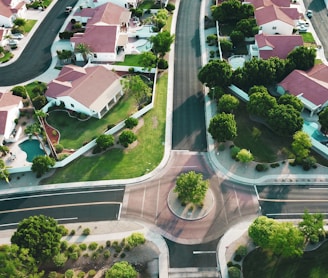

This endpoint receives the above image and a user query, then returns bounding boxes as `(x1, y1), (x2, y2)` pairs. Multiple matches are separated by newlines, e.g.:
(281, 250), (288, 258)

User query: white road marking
(233, 184), (241, 217)
(0, 188), (124, 202)
(193, 251), (216, 254)
(253, 185), (260, 200)
(266, 212), (328, 216)
(155, 180), (160, 224)
(259, 198), (328, 202)
(141, 185), (146, 218)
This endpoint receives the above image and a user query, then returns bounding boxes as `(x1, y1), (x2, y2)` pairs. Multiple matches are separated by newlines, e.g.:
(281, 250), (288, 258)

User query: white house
(0, 0), (26, 28)
(45, 65), (124, 119)
(254, 5), (300, 35)
(70, 2), (131, 63)
(0, 92), (23, 144)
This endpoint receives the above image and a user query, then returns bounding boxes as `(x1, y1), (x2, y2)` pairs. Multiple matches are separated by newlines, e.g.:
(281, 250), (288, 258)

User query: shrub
(69, 229), (75, 236)
(60, 241), (68, 252)
(106, 240), (111, 247)
(59, 31), (74, 39)
(91, 251), (100, 260)
(77, 271), (85, 278)
(68, 251), (79, 260)
(128, 67), (135, 73)
(120, 252), (126, 258)
(228, 266), (241, 278)
(127, 232), (146, 247)
(235, 245), (247, 257)
(97, 245), (104, 252)
(270, 163), (280, 168)
(53, 253), (68, 267)
(158, 58), (168, 69)
(114, 245), (122, 253)
(82, 228), (90, 236)
(234, 254), (242, 261)
(166, 3), (175, 12)
(227, 261), (233, 267)
(79, 243), (87, 250)
(119, 130), (137, 147)
(88, 269), (97, 277)
(12, 86), (27, 99)
(48, 271), (57, 278)
(230, 146), (240, 159)
(104, 250), (111, 259)
(55, 144), (64, 153)
(59, 225), (69, 236)
(65, 269), (74, 278)
(125, 117), (138, 129)
(255, 163), (268, 172)
(88, 242), (98, 250)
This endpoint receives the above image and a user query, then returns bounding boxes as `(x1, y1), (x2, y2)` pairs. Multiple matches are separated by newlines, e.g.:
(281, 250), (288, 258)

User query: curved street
(0, 0), (77, 86)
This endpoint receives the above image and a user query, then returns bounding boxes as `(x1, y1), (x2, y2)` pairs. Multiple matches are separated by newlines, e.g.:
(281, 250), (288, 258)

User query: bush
(88, 242), (98, 251)
(77, 271), (85, 278)
(235, 245), (247, 257)
(69, 229), (75, 236)
(91, 251), (100, 260)
(53, 253), (68, 267)
(106, 240), (111, 247)
(55, 144), (64, 153)
(166, 2), (175, 12)
(120, 252), (126, 258)
(79, 243), (87, 250)
(59, 225), (69, 236)
(59, 31), (74, 40)
(60, 241), (68, 252)
(127, 232), (146, 247)
(158, 58), (168, 69)
(82, 228), (90, 236)
(270, 163), (280, 168)
(65, 269), (74, 278)
(48, 271), (57, 278)
(230, 146), (241, 159)
(12, 85), (27, 99)
(104, 250), (111, 259)
(68, 251), (79, 260)
(125, 117), (138, 129)
(228, 266), (241, 278)
(234, 254), (242, 261)
(119, 130), (137, 147)
(255, 163), (268, 172)
(88, 269), (97, 277)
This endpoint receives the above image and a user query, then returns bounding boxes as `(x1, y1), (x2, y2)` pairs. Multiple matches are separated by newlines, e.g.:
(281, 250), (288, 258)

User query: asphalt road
(0, 186), (124, 229)
(258, 185), (328, 219)
(0, 0), (78, 86)
(303, 0), (328, 60)
(172, 0), (207, 151)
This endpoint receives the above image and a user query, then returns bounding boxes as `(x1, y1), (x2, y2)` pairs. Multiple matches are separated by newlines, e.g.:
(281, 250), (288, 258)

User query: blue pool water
(19, 140), (45, 162)
(303, 121), (327, 142)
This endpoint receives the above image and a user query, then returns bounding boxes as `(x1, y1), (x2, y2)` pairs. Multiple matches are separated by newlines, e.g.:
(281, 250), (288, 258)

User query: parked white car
(8, 39), (18, 47)
(11, 33), (24, 40)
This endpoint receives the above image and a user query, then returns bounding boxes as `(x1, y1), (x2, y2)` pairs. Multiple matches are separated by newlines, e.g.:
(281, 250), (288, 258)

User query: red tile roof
(46, 65), (121, 108)
(255, 33), (303, 59)
(248, 0), (290, 9)
(255, 5), (298, 26)
(278, 65), (328, 106)
(71, 25), (117, 52)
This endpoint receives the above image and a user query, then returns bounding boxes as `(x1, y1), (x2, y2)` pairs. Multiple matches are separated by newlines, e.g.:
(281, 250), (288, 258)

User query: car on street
(65, 6), (72, 14)
(306, 10), (313, 18)
(11, 33), (24, 40)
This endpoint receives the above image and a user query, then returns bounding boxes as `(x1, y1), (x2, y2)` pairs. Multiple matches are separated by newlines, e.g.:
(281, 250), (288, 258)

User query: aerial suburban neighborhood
(1, 0), (328, 277)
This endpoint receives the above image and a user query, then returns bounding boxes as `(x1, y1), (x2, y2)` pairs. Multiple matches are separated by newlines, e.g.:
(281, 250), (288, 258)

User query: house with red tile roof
(246, 0), (290, 10)
(0, 92), (23, 144)
(70, 2), (131, 63)
(86, 0), (142, 9)
(254, 4), (301, 35)
(277, 64), (328, 116)
(250, 33), (303, 59)
(0, 0), (26, 27)
(45, 65), (124, 119)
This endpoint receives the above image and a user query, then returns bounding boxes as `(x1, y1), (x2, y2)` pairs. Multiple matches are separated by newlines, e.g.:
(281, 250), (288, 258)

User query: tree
(248, 216), (304, 258)
(0, 145), (9, 156)
(228, 266), (241, 278)
(298, 210), (325, 244)
(139, 51), (157, 70)
(278, 93), (303, 112)
(75, 43), (93, 63)
(31, 155), (55, 177)
(236, 149), (253, 163)
(152, 9), (169, 31)
(248, 85), (268, 95)
(0, 244), (42, 277)
(13, 18), (26, 27)
(11, 85), (27, 99)
(121, 75), (152, 107)
(208, 113), (237, 142)
(32, 95), (47, 110)
(96, 134), (114, 151)
(0, 159), (10, 183)
(230, 30), (244, 46)
(125, 117), (138, 129)
(127, 232), (146, 247)
(53, 253), (68, 267)
(247, 91), (277, 119)
(287, 46), (316, 71)
(119, 130), (137, 147)
(235, 18), (258, 37)
(105, 261), (137, 278)
(219, 38), (233, 54)
(319, 106), (328, 134)
(267, 104), (303, 136)
(149, 31), (174, 57)
(211, 0), (253, 23)
(174, 171), (209, 206)
(217, 94), (239, 113)
(291, 130), (312, 160)
(11, 215), (63, 262)
(24, 122), (48, 154)
(198, 60), (232, 88)
(56, 49), (73, 64)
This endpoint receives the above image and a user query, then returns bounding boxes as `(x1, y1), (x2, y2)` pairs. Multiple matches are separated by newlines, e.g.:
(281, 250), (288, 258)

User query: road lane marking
(141, 185), (146, 218)
(266, 213), (328, 216)
(253, 185), (259, 200)
(233, 184), (241, 217)
(155, 180), (160, 224)
(0, 202), (121, 214)
(193, 251), (216, 254)
(259, 198), (328, 202)
(309, 188), (328, 190)
(0, 188), (124, 202)
(117, 203), (122, 221)
(0, 217), (78, 228)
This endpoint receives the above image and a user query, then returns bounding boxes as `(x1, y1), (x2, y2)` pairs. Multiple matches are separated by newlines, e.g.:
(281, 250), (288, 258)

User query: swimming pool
(228, 55), (246, 70)
(303, 121), (327, 142)
(136, 40), (152, 53)
(19, 139), (45, 162)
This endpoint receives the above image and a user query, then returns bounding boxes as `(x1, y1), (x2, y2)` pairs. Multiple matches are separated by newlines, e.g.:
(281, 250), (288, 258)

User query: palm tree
(24, 122), (48, 155)
(0, 145), (9, 157)
(75, 43), (93, 64)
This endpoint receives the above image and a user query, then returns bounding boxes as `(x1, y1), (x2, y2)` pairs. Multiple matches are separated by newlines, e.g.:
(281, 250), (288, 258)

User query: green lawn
(0, 51), (13, 63)
(233, 103), (292, 162)
(114, 55), (142, 66)
(301, 32), (316, 44)
(24, 20), (37, 33)
(243, 242), (328, 278)
(47, 94), (137, 149)
(40, 73), (167, 183)
(138, 0), (157, 9)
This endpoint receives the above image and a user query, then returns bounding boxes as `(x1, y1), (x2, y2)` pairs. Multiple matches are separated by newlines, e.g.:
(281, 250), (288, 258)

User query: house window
(71, 104), (74, 108)
(272, 26), (277, 30)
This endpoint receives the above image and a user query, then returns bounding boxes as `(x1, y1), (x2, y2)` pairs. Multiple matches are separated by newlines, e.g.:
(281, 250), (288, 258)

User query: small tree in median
(174, 171), (209, 206)
(31, 155), (56, 178)
(119, 130), (137, 147)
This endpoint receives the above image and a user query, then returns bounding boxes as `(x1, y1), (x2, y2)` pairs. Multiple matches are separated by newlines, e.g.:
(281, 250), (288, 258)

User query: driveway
(0, 0), (78, 86)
